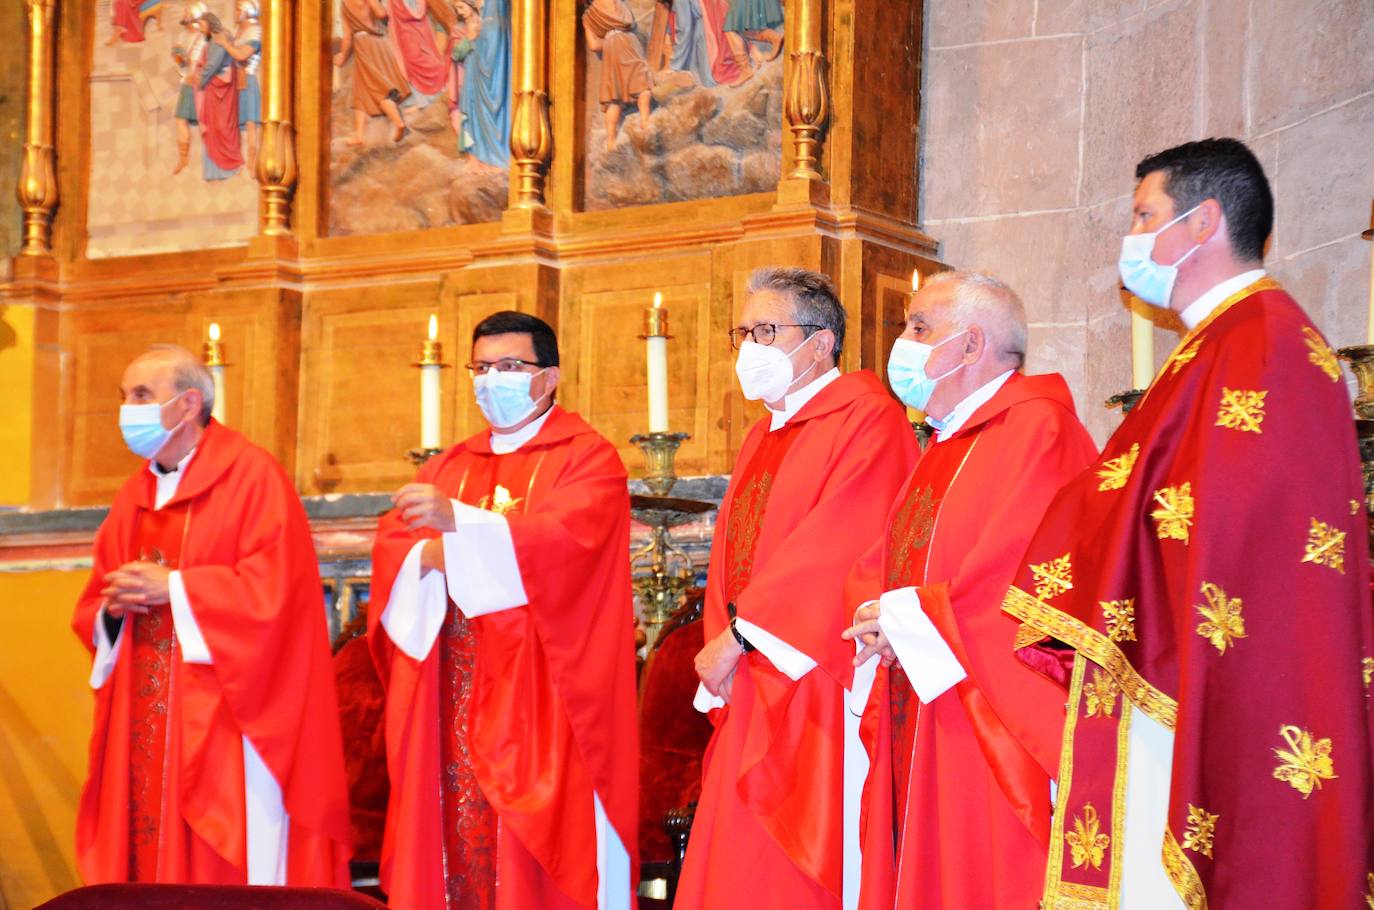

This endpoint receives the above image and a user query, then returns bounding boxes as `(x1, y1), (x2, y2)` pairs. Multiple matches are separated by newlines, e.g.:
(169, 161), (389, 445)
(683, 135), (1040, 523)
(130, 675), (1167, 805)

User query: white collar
(148, 448), (196, 478)
(149, 448), (197, 510)
(768, 367), (841, 431)
(1178, 269), (1266, 329)
(932, 370), (1014, 442)
(490, 404), (554, 455)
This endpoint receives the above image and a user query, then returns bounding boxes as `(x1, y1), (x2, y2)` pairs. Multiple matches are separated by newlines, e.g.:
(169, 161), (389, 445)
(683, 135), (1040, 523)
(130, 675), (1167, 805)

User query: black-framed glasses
(728, 323), (822, 350)
(465, 357), (544, 377)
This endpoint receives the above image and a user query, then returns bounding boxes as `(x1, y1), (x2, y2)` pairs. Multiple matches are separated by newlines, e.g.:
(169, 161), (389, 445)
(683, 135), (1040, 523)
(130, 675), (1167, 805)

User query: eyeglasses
(727, 324), (822, 350)
(465, 357), (544, 377)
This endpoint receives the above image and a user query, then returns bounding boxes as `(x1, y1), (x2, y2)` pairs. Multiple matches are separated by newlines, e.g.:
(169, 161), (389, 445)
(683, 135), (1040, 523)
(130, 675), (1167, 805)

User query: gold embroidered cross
(1066, 803), (1110, 871)
(1100, 598), (1137, 642)
(1273, 724), (1336, 798)
(1030, 553), (1074, 601)
(1195, 581), (1246, 655)
(1216, 388), (1267, 433)
(1084, 669), (1120, 719)
(1171, 338), (1203, 375)
(1182, 804), (1219, 858)
(1301, 326), (1340, 383)
(1096, 443), (1140, 492)
(1151, 483), (1195, 542)
(1301, 518), (1346, 574)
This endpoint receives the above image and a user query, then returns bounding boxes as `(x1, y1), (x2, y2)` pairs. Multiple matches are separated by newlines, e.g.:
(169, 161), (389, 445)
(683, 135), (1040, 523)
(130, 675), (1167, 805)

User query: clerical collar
(931, 369), (1014, 442)
(1179, 269), (1266, 330)
(768, 367), (841, 431)
(490, 404), (554, 455)
(148, 448), (196, 477)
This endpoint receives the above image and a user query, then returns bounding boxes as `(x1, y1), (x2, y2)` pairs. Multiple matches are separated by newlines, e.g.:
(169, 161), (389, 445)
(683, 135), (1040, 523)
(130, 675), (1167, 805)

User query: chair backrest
(36, 884), (389, 910)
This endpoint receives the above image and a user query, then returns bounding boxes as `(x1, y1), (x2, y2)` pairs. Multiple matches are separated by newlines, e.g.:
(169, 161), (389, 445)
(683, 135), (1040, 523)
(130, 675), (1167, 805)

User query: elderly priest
(73, 345), (352, 887)
(370, 311), (639, 910)
(842, 271), (1097, 910)
(676, 267), (918, 910)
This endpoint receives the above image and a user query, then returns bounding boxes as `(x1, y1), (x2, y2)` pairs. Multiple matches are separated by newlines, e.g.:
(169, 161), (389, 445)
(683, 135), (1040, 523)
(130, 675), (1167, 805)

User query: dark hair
(1134, 137), (1273, 262)
(472, 310), (559, 366)
(745, 267), (846, 359)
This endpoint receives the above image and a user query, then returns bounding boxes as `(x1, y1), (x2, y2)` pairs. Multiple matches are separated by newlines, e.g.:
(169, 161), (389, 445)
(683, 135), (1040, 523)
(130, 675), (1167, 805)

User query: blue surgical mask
(1118, 203), (1202, 308)
(886, 331), (968, 411)
(474, 368), (548, 429)
(119, 391), (186, 460)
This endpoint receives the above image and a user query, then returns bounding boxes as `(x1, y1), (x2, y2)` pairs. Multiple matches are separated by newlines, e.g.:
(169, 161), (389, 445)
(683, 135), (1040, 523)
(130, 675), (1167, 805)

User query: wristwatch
(726, 602), (756, 653)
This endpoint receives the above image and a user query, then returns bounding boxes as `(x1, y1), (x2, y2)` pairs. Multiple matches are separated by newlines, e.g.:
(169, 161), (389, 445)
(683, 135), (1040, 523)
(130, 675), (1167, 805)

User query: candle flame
(427, 313), (438, 341)
(910, 269), (921, 293)
(653, 292), (663, 309)
(208, 322), (221, 341)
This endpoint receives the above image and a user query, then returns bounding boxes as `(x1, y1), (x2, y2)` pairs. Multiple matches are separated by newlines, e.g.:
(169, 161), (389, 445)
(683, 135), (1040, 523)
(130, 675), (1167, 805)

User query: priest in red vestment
(677, 267), (919, 910)
(1003, 138), (1374, 908)
(370, 311), (638, 910)
(841, 271), (1096, 910)
(73, 345), (352, 887)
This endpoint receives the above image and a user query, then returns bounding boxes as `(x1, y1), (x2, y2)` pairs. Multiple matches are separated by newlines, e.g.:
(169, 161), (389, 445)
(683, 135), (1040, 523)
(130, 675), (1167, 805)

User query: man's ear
(814, 329), (836, 361)
(183, 388), (206, 425)
(1192, 198), (1224, 246)
(963, 326), (985, 364)
(543, 365), (561, 394)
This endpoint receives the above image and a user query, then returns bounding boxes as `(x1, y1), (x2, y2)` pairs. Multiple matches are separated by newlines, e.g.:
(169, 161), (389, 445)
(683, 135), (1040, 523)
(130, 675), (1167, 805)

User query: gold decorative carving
(510, 0), (550, 208)
(19, 0), (58, 256)
(254, 0), (297, 236)
(784, 0), (828, 181)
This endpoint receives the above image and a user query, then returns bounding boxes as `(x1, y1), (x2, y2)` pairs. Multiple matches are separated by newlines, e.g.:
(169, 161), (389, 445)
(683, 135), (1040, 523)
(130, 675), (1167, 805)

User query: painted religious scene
(87, 0), (263, 257)
(328, 0), (512, 235)
(582, 0), (784, 210)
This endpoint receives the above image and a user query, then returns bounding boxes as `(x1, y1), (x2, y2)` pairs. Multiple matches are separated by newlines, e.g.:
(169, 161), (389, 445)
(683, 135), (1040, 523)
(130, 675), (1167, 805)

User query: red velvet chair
(35, 884), (388, 909)
(331, 616), (388, 895)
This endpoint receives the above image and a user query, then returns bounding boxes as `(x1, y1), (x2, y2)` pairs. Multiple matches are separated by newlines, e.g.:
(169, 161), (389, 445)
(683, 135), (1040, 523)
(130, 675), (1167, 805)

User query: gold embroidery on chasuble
(1100, 599), (1137, 642)
(1215, 388), (1267, 433)
(1013, 623), (1044, 649)
(1272, 724), (1337, 798)
(1162, 830), (1209, 910)
(1151, 483), (1195, 543)
(886, 486), (937, 586)
(1066, 803), (1110, 871)
(1031, 553), (1074, 601)
(1182, 804), (1219, 858)
(1096, 443), (1139, 492)
(477, 484), (523, 515)
(1301, 326), (1341, 382)
(1195, 582), (1246, 655)
(1301, 518), (1347, 574)
(1353, 500), (1363, 516)
(1363, 656), (1373, 690)
(1364, 872), (1374, 909)
(724, 466), (778, 601)
(1084, 669), (1120, 719)
(1171, 338), (1203, 375)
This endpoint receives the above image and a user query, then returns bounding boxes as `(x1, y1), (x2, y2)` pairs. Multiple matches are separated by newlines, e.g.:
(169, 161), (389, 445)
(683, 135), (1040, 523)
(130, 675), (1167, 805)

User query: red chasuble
(1003, 278), (1374, 908)
(847, 373), (1096, 910)
(369, 406), (639, 910)
(72, 420), (352, 886)
(675, 371), (918, 909)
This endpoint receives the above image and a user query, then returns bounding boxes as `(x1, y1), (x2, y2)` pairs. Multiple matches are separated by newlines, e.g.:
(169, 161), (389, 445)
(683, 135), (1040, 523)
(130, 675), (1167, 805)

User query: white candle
(646, 292), (670, 433)
(421, 313), (442, 449)
(1130, 306), (1154, 390)
(207, 323), (227, 424)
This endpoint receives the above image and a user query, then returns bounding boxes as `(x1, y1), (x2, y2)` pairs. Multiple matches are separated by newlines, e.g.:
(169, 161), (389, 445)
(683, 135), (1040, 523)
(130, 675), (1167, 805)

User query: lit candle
(204, 322), (227, 424)
(1366, 225), (1374, 346)
(1130, 304), (1154, 391)
(645, 292), (670, 433)
(907, 270), (924, 423)
(420, 314), (442, 449)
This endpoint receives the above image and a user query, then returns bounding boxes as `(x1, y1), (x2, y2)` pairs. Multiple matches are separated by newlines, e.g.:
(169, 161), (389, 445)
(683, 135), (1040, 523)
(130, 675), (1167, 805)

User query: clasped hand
(394, 483), (456, 533)
(101, 561), (172, 618)
(841, 602), (898, 668)
(694, 628), (745, 702)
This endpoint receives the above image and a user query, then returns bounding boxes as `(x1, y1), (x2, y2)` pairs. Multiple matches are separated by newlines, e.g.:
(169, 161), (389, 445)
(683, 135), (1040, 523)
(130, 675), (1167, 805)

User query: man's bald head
(123, 344), (216, 426)
(920, 271), (1028, 371)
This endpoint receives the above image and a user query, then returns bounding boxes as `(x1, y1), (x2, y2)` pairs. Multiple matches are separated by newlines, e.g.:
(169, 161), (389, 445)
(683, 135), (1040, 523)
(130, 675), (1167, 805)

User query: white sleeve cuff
(379, 540), (450, 661)
(733, 617), (819, 681)
(169, 570), (213, 665)
(442, 500), (529, 618)
(877, 586), (966, 704)
(89, 606), (126, 689)
(693, 681), (725, 713)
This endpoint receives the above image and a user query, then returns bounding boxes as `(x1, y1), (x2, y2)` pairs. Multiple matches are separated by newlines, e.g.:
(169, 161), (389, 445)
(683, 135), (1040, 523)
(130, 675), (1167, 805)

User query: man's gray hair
(144, 344), (216, 425)
(923, 270), (1028, 369)
(746, 266), (846, 359)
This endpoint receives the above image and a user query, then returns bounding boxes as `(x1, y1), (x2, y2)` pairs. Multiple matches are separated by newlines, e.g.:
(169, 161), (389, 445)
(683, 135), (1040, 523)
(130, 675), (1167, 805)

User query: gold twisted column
(255, 0), (297, 235)
(784, 0), (829, 181)
(509, 0), (551, 208)
(19, 0), (58, 256)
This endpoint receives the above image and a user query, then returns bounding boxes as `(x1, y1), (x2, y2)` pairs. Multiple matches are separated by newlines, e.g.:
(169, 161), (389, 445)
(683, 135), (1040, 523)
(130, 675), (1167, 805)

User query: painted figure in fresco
(216, 0), (263, 174)
(723, 0), (782, 85)
(670, 0), (735, 88)
(191, 10), (246, 180)
(447, 0), (483, 150)
(108, 0), (164, 46)
(583, 0), (653, 151)
(335, 0), (413, 145)
(388, 0), (456, 105)
(171, 3), (209, 176)
(458, 0), (511, 169)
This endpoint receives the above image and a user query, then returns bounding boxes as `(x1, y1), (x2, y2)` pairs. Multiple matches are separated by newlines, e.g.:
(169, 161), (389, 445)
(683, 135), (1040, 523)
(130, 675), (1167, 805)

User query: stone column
(256, 0), (297, 235)
(509, 0), (552, 209)
(784, 0), (829, 181)
(18, 0), (58, 256)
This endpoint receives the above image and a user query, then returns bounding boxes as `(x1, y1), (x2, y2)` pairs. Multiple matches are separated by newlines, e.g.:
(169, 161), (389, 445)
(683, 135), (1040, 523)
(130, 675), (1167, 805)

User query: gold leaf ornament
(1031, 553), (1074, 601)
(1301, 326), (1341, 382)
(1171, 338), (1203, 375)
(1272, 724), (1337, 798)
(1301, 518), (1346, 574)
(1066, 803), (1110, 871)
(1084, 668), (1120, 719)
(1151, 482), (1195, 543)
(1181, 804), (1219, 858)
(1195, 581), (1246, 655)
(1096, 443), (1140, 492)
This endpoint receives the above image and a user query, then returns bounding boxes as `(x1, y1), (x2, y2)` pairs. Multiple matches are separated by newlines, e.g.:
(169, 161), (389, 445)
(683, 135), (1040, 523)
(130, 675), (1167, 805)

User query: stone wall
(920, 0), (1374, 443)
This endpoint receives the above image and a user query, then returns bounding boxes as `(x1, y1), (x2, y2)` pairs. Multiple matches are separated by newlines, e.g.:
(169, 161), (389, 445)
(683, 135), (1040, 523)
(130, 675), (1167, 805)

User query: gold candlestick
(630, 431), (689, 496)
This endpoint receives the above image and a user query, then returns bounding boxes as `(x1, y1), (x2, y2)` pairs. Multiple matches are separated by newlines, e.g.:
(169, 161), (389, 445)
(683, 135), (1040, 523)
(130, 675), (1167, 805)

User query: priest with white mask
(369, 310), (639, 910)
